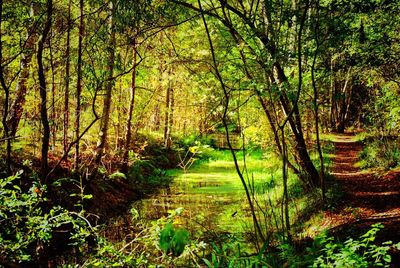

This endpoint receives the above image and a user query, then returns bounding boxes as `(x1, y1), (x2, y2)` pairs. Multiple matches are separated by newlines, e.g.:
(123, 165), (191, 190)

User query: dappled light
(0, 0), (399, 267)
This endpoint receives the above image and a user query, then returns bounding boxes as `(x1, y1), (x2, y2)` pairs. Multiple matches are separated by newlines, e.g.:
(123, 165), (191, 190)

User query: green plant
(0, 173), (95, 264)
(83, 237), (148, 267)
(202, 235), (271, 268)
(311, 224), (399, 267)
(359, 138), (400, 169)
(127, 157), (170, 187)
(159, 222), (190, 256)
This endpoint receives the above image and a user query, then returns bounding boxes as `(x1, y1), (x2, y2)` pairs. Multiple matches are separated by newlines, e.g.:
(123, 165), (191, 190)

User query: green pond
(132, 150), (285, 234)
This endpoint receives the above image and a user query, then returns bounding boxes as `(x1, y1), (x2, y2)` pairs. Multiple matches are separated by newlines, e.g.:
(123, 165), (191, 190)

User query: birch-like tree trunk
(94, 0), (116, 169)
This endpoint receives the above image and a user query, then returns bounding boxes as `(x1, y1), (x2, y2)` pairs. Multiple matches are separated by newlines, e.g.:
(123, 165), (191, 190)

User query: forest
(0, 0), (400, 267)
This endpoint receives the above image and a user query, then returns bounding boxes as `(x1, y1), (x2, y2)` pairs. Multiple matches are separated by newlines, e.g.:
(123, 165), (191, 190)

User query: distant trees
(170, 0), (322, 188)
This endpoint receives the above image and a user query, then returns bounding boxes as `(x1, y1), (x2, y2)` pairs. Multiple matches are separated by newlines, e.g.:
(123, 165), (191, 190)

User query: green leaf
(203, 258), (213, 268)
(13, 185), (21, 191)
(159, 222), (174, 253)
(171, 228), (190, 256)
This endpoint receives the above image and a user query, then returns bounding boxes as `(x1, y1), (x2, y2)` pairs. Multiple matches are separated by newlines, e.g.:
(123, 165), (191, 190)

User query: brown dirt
(322, 133), (400, 264)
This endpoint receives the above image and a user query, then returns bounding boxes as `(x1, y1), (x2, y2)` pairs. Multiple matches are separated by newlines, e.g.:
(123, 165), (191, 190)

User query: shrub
(310, 224), (399, 268)
(0, 173), (95, 264)
(359, 138), (400, 169)
(159, 222), (190, 256)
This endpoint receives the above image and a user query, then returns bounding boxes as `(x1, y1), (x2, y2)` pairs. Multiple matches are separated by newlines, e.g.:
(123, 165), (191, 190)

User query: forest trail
(324, 133), (400, 245)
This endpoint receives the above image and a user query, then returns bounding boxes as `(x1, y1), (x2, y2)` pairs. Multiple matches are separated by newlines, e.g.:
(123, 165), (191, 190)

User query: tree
(75, 0), (84, 169)
(37, 0), (53, 181)
(6, 3), (38, 138)
(93, 0), (116, 170)
(170, 0), (320, 188)
(63, 0), (72, 153)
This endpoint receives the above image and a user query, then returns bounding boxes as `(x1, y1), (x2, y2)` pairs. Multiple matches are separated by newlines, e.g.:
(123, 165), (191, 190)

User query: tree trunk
(37, 0), (53, 182)
(75, 0), (84, 169)
(312, 47), (325, 201)
(163, 79), (174, 149)
(335, 67), (352, 133)
(272, 63), (320, 187)
(115, 83), (122, 150)
(63, 0), (72, 154)
(163, 84), (171, 148)
(163, 52), (174, 149)
(6, 4), (38, 137)
(311, 2), (326, 201)
(259, 3), (320, 187)
(257, 93), (300, 175)
(49, 31), (56, 150)
(122, 40), (138, 172)
(0, 0), (11, 175)
(94, 0), (116, 169)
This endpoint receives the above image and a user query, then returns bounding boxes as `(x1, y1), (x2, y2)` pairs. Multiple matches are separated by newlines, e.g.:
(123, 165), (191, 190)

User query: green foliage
(359, 138), (400, 169)
(127, 156), (170, 187)
(0, 173), (95, 263)
(84, 237), (148, 267)
(177, 134), (216, 149)
(108, 171), (127, 180)
(202, 235), (271, 268)
(84, 207), (200, 267)
(159, 222), (190, 256)
(310, 224), (397, 267)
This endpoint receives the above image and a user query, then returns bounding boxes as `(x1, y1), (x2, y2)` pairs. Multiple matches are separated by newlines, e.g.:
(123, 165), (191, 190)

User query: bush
(127, 158), (171, 187)
(310, 223), (398, 267)
(0, 173), (95, 264)
(359, 137), (400, 169)
(176, 134), (216, 149)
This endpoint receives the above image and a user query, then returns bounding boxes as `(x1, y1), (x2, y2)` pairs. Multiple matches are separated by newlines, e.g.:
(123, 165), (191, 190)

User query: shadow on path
(323, 133), (400, 265)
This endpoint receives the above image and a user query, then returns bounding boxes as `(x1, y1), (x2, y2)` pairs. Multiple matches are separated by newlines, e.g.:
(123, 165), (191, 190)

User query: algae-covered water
(132, 150), (285, 233)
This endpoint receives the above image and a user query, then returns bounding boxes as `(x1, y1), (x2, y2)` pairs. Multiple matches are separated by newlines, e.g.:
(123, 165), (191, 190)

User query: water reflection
(132, 175), (249, 232)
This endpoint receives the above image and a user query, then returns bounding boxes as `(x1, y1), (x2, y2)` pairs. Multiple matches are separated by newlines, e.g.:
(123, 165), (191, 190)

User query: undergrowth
(359, 137), (400, 169)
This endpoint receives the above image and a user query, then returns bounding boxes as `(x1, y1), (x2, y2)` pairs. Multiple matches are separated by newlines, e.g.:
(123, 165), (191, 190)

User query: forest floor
(322, 133), (400, 261)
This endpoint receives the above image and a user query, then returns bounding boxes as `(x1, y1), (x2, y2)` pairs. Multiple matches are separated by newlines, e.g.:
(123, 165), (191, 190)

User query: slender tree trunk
(168, 86), (174, 146)
(272, 63), (320, 187)
(49, 31), (56, 150)
(335, 67), (352, 133)
(312, 1), (325, 201)
(122, 40), (138, 172)
(64, 0), (71, 153)
(0, 0), (11, 175)
(163, 85), (170, 148)
(94, 0), (116, 169)
(153, 48), (164, 132)
(115, 83), (122, 150)
(75, 0), (84, 169)
(311, 50), (325, 201)
(330, 58), (337, 130)
(37, 0), (53, 182)
(6, 4), (37, 136)
(257, 93), (300, 175)
(281, 126), (291, 242)
(163, 55), (174, 149)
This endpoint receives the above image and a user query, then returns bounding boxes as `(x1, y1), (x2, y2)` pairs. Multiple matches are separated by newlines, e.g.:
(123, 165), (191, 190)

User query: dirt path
(331, 134), (400, 220)
(323, 133), (400, 255)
